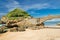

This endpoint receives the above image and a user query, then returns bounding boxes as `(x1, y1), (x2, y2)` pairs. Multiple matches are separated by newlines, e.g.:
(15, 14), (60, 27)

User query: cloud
(5, 0), (60, 12)
(5, 0), (20, 11)
(5, 0), (58, 12)
(45, 19), (60, 22)
(23, 3), (57, 10)
(23, 3), (49, 10)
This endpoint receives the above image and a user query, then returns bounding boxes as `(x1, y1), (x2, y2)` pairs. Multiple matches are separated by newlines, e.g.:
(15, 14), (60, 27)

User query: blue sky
(0, 0), (60, 18)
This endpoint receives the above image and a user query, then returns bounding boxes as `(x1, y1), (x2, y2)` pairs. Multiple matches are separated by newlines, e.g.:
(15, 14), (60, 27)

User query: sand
(0, 28), (60, 40)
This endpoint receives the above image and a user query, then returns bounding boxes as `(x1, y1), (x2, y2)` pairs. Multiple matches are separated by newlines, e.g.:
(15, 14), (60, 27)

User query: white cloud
(5, 0), (20, 11)
(23, 3), (54, 10)
(45, 19), (60, 22)
(22, 3), (59, 11)
(5, 1), (59, 12)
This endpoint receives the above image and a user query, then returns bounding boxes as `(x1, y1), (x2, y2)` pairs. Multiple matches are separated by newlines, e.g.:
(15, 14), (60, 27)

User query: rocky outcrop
(2, 15), (60, 30)
(57, 23), (60, 26)
(6, 18), (45, 30)
(10, 27), (18, 32)
(1, 16), (8, 24)
(0, 18), (45, 32)
(0, 26), (7, 33)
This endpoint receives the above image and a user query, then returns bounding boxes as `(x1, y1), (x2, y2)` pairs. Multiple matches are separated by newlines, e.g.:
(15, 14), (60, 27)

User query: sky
(0, 0), (60, 18)
(0, 0), (60, 26)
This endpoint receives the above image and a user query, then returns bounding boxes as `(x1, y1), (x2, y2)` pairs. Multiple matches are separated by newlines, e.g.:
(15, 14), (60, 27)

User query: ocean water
(44, 21), (60, 27)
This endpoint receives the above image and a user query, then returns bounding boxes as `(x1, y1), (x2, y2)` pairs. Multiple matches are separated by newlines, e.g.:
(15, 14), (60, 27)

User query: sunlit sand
(0, 26), (60, 40)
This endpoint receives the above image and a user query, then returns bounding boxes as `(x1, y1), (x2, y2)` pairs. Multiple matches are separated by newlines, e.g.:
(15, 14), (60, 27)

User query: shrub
(6, 8), (31, 20)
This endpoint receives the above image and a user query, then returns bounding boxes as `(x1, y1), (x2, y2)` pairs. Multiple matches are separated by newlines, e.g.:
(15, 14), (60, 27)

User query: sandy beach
(0, 27), (60, 40)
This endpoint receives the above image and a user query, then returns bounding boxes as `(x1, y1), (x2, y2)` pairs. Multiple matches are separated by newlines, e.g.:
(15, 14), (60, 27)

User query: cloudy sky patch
(0, 0), (60, 17)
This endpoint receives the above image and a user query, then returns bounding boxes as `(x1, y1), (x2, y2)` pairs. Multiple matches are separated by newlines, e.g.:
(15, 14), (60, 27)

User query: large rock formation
(1, 16), (8, 24)
(6, 18), (45, 30)
(0, 26), (7, 33)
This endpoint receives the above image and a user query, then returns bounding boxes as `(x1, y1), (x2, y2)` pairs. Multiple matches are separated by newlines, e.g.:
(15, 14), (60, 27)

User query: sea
(44, 21), (60, 27)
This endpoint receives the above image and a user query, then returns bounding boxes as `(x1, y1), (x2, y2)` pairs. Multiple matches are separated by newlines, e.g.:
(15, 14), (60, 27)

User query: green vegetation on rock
(6, 8), (31, 20)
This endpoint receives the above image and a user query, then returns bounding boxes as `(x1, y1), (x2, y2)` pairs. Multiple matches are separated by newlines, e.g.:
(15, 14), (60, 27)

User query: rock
(17, 19), (35, 29)
(6, 20), (19, 28)
(18, 26), (25, 31)
(10, 27), (18, 32)
(1, 16), (8, 24)
(6, 18), (45, 31)
(0, 26), (7, 33)
(57, 23), (60, 26)
(39, 22), (45, 29)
